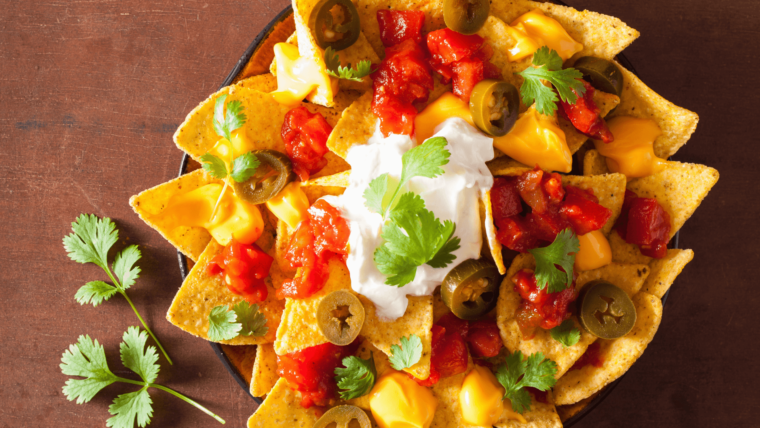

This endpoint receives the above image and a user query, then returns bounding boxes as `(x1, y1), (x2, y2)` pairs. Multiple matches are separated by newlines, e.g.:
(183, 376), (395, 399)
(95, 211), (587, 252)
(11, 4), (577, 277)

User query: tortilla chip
(556, 392), (599, 422)
(222, 345), (257, 385)
(360, 295), (434, 379)
(302, 170), (351, 188)
(487, 156), (532, 177)
(235, 73), (279, 93)
(610, 61), (699, 159)
(326, 91), (375, 159)
(608, 231), (653, 265)
(627, 161), (719, 239)
(561, 173), (627, 235)
(166, 239), (284, 344)
(355, 0), (445, 59)
(251, 343), (280, 397)
(237, 13), (296, 82)
(129, 169), (216, 262)
(481, 190), (505, 274)
(553, 292), (663, 405)
(582, 149), (609, 176)
(577, 262), (650, 297)
(489, 1), (639, 62)
(247, 378), (320, 428)
(642, 249), (693, 298)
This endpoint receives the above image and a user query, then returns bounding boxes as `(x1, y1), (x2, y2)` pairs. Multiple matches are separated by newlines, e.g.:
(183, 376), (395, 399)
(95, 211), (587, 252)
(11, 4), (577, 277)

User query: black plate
(177, 4), (675, 424)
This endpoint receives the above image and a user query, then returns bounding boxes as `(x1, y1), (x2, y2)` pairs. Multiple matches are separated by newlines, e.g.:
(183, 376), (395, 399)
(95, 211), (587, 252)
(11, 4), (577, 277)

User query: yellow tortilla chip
(251, 343), (280, 397)
(553, 292), (663, 405)
(166, 239), (284, 344)
(237, 13), (296, 82)
(235, 73), (279, 93)
(642, 248), (693, 298)
(487, 156), (532, 177)
(582, 149), (609, 176)
(302, 170), (351, 188)
(556, 392), (599, 422)
(577, 262), (649, 298)
(247, 378), (320, 428)
(608, 231), (652, 265)
(561, 173), (627, 235)
(610, 61), (699, 159)
(222, 344), (257, 385)
(627, 161), (719, 239)
(481, 190), (506, 274)
(129, 169), (216, 262)
(326, 91), (375, 159)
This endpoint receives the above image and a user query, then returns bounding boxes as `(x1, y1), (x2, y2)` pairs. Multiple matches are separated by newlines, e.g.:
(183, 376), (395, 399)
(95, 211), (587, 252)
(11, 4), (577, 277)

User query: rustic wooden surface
(1, 0), (757, 426)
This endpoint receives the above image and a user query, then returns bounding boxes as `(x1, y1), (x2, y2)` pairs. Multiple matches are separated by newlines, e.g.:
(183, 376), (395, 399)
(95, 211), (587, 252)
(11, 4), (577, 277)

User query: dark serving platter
(177, 3), (676, 425)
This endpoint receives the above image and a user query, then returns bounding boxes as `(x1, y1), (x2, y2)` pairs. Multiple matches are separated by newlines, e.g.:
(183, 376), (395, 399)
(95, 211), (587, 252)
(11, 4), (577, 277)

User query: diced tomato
(414, 325), (445, 387)
(515, 168), (548, 213)
(466, 320), (503, 358)
(571, 342), (604, 371)
(308, 200), (350, 258)
(451, 58), (484, 103)
(376, 10), (425, 47)
(525, 211), (571, 243)
(526, 387), (549, 404)
(513, 269), (577, 336)
(495, 216), (540, 253)
(559, 80), (614, 143)
(278, 261), (330, 300)
(432, 326), (469, 378)
(207, 240), (273, 304)
(427, 29), (484, 64)
(277, 340), (359, 408)
(614, 190), (671, 258)
(558, 185), (612, 235)
(436, 313), (469, 338)
(281, 107), (332, 181)
(491, 177), (523, 223)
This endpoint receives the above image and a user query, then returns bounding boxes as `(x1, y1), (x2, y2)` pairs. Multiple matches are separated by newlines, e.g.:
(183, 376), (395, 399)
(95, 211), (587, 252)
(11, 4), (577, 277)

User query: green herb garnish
(207, 302), (268, 342)
(389, 334), (423, 371)
(528, 228), (580, 293)
(335, 355), (377, 400)
(516, 46), (586, 116)
(550, 319), (581, 347)
(495, 351), (558, 414)
(325, 46), (374, 82)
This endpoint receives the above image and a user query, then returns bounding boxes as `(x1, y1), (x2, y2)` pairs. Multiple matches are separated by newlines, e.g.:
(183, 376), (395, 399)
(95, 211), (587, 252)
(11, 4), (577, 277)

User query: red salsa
(206, 240), (273, 303)
(281, 106), (333, 181)
(614, 189), (671, 258)
(278, 199), (350, 299)
(570, 341), (604, 371)
(512, 269), (577, 337)
(276, 340), (360, 408)
(559, 80), (614, 143)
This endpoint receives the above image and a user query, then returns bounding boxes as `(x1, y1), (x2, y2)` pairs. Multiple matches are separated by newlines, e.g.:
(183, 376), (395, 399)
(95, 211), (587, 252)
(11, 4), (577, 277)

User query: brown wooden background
(1, 0), (758, 426)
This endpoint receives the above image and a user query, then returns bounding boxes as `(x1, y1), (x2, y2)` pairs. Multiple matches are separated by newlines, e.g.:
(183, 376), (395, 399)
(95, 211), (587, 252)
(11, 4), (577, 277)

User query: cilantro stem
(149, 383), (226, 424)
(381, 182), (403, 221)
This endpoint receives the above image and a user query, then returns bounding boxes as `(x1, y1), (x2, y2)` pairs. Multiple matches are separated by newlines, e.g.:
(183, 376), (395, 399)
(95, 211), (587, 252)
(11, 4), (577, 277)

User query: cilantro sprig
(214, 93), (246, 142)
(63, 214), (172, 365)
(61, 327), (225, 427)
(528, 228), (580, 293)
(495, 351), (558, 414)
(335, 355), (377, 400)
(207, 302), (268, 342)
(550, 319), (581, 348)
(516, 46), (586, 116)
(364, 137), (461, 286)
(200, 151), (260, 184)
(325, 46), (374, 82)
(389, 334), (423, 370)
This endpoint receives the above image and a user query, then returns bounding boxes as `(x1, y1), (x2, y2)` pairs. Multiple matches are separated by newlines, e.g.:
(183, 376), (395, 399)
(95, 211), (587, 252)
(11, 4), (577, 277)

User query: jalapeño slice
(573, 57), (624, 96)
(441, 259), (501, 320)
(309, 0), (361, 51)
(317, 290), (365, 346)
(578, 280), (636, 340)
(313, 405), (372, 428)
(232, 149), (294, 205)
(469, 79), (520, 137)
(443, 0), (490, 35)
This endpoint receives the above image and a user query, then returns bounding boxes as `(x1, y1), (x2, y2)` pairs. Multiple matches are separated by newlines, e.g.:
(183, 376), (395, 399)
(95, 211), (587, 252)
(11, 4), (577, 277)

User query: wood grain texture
(0, 0), (758, 427)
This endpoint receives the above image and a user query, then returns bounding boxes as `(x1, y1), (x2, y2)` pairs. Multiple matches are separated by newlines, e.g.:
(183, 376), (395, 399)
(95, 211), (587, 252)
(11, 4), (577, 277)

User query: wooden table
(1, 0), (756, 426)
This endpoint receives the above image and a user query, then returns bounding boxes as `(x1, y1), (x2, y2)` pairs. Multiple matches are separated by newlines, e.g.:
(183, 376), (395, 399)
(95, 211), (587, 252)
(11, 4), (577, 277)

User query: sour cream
(322, 118), (494, 320)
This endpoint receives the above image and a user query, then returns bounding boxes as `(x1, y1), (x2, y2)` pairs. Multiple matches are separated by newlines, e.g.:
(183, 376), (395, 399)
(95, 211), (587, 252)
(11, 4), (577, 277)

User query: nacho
(247, 378), (320, 428)
(582, 149), (609, 176)
(222, 344), (258, 385)
(553, 292), (663, 405)
(481, 190), (506, 274)
(251, 343), (280, 397)
(326, 90), (375, 159)
(555, 392), (599, 422)
(561, 173), (627, 235)
(642, 249), (694, 298)
(166, 239), (284, 344)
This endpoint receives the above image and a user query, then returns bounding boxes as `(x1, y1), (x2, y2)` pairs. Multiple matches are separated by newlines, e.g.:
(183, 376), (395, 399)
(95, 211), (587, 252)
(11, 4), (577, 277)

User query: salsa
(570, 341), (604, 371)
(512, 269), (577, 337)
(614, 189), (671, 258)
(278, 199), (350, 299)
(281, 106), (333, 181)
(559, 80), (614, 143)
(206, 240), (273, 303)
(277, 340), (360, 408)
(491, 168), (612, 253)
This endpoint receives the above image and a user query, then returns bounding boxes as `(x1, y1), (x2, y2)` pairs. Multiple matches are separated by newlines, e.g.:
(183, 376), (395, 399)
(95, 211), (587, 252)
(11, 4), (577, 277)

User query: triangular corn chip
(222, 344), (257, 385)
(608, 232), (653, 265)
(582, 149), (609, 176)
(251, 343), (280, 398)
(237, 13), (296, 81)
(326, 91), (375, 159)
(553, 292), (663, 405)
(561, 173), (627, 235)
(556, 392), (600, 422)
(642, 248), (693, 298)
(247, 378), (320, 428)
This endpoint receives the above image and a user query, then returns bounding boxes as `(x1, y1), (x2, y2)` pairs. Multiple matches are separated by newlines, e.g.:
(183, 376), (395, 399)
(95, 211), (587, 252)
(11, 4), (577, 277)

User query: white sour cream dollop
(322, 118), (494, 320)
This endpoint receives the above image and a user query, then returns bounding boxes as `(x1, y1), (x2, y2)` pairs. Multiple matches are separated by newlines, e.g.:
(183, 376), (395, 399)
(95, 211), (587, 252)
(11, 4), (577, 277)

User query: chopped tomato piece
(571, 342), (604, 371)
(277, 340), (359, 408)
(308, 199), (350, 258)
(376, 10), (425, 47)
(436, 313), (469, 338)
(513, 269), (577, 336)
(491, 177), (523, 223)
(432, 326), (469, 378)
(466, 320), (503, 358)
(515, 168), (548, 213)
(558, 185), (611, 235)
(525, 211), (571, 243)
(427, 29), (484, 65)
(496, 216), (540, 253)
(559, 80), (614, 143)
(614, 190), (671, 258)
(208, 240), (272, 304)
(526, 387), (549, 404)
(281, 106), (332, 181)
(414, 325), (445, 387)
(451, 58), (484, 103)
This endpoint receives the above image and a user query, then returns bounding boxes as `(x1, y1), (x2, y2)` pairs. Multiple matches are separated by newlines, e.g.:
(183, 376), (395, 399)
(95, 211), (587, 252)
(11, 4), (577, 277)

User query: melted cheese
(594, 116), (667, 179)
(414, 92), (475, 144)
(575, 230), (612, 271)
(493, 105), (572, 172)
(506, 9), (583, 62)
(369, 371), (438, 428)
(270, 43), (336, 106)
(265, 182), (310, 230)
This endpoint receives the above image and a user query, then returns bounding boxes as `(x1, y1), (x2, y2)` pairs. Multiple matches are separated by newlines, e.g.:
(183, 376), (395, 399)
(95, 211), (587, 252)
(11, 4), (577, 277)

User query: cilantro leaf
(528, 228), (579, 292)
(207, 305), (242, 341)
(550, 319), (581, 348)
(389, 334), (423, 370)
(231, 302), (268, 337)
(113, 245), (141, 290)
(75, 281), (118, 307)
(335, 355), (377, 400)
(61, 335), (118, 404)
(213, 94), (247, 142)
(495, 351), (558, 414)
(399, 137), (450, 186)
(364, 173), (389, 215)
(63, 214), (118, 269)
(229, 151), (260, 183)
(516, 46), (586, 115)
(374, 246), (418, 286)
(120, 327), (160, 384)
(325, 46), (374, 82)
(200, 153), (228, 179)
(107, 388), (153, 428)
